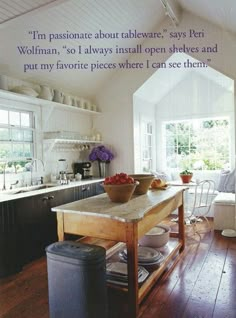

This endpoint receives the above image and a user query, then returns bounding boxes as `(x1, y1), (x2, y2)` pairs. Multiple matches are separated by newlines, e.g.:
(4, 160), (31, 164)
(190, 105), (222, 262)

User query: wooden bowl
(128, 174), (155, 194)
(102, 181), (139, 203)
(139, 224), (170, 248)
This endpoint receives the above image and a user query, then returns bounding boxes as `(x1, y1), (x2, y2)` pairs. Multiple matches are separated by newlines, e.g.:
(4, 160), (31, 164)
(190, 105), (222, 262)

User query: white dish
(146, 227), (165, 235)
(139, 225), (170, 248)
(221, 229), (236, 237)
(11, 86), (38, 97)
(119, 251), (164, 266)
(121, 246), (161, 262)
(106, 263), (149, 286)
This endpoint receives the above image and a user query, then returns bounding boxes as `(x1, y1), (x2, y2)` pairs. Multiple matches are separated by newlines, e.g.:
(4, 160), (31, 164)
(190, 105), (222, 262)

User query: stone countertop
(0, 178), (104, 203)
(52, 186), (185, 223)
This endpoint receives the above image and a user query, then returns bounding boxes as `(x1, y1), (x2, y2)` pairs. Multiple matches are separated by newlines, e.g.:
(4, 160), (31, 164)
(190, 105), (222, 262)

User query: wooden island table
(52, 186), (186, 318)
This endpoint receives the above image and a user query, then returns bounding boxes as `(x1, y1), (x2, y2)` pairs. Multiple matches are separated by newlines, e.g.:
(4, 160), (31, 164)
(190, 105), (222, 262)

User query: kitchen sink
(3, 184), (58, 195)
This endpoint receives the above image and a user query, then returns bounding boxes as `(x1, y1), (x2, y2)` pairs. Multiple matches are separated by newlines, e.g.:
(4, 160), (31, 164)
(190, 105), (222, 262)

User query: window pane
(24, 143), (33, 157)
(12, 143), (24, 158)
(12, 128), (24, 141)
(164, 117), (230, 170)
(21, 113), (30, 127)
(23, 130), (33, 142)
(0, 107), (35, 165)
(0, 109), (8, 124)
(166, 136), (175, 147)
(9, 111), (20, 126)
(0, 144), (11, 159)
(0, 128), (10, 141)
(166, 123), (176, 134)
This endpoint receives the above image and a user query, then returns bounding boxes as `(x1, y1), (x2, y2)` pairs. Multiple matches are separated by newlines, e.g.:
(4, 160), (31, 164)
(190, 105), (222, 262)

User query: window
(141, 121), (153, 172)
(0, 107), (35, 173)
(163, 117), (230, 170)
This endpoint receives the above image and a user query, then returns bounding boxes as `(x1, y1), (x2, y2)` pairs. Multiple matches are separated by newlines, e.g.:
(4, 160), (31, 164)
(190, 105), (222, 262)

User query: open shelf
(77, 235), (181, 298)
(0, 89), (101, 115)
(43, 138), (103, 152)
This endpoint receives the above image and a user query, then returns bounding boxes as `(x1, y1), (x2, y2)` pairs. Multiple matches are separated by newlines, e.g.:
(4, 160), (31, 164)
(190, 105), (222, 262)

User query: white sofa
(153, 169), (235, 226)
(213, 192), (235, 230)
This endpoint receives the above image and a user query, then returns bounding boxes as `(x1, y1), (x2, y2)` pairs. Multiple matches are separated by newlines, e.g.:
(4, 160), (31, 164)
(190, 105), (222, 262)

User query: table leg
(178, 201), (185, 252)
(126, 222), (139, 318)
(56, 212), (65, 241)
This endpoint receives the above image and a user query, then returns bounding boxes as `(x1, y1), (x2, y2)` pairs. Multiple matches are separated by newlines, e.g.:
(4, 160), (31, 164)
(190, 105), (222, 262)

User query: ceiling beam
(160, 0), (181, 27)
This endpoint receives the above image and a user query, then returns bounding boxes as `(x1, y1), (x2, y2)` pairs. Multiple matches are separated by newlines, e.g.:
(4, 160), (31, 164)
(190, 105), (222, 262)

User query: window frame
(0, 103), (40, 175)
(141, 119), (154, 172)
(162, 116), (231, 171)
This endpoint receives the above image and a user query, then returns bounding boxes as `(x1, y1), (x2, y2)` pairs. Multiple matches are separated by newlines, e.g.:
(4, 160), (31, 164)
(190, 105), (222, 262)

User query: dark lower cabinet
(0, 181), (102, 277)
(16, 193), (57, 265)
(0, 201), (21, 278)
(74, 181), (104, 200)
(17, 187), (75, 266)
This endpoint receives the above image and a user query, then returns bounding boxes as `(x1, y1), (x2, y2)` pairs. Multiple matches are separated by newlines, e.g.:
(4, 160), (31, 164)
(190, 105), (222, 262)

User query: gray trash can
(46, 241), (108, 318)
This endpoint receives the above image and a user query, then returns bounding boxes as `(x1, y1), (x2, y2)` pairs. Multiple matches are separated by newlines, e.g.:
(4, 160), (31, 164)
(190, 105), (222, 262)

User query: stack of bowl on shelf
(106, 261), (149, 287)
(119, 246), (165, 267)
(0, 74), (98, 111)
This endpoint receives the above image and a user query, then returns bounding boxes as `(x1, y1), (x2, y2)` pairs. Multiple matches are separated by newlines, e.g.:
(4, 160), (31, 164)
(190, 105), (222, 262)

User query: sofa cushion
(213, 192), (235, 205)
(224, 169), (235, 193)
(151, 170), (171, 182)
(217, 170), (230, 192)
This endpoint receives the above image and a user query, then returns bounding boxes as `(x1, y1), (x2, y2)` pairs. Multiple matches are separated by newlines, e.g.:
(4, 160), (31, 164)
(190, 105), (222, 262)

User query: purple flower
(89, 145), (114, 162)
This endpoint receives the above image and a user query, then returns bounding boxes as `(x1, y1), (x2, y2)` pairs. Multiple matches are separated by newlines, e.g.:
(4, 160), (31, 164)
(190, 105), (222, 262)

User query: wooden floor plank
(0, 220), (236, 318)
(140, 230), (215, 318)
(181, 229), (229, 318)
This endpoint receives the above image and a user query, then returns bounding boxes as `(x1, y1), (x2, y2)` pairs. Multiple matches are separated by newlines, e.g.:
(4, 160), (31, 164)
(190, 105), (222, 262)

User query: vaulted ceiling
(0, 0), (235, 99)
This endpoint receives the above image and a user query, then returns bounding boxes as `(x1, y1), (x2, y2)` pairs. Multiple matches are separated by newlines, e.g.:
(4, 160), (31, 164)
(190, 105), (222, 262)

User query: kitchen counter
(0, 178), (104, 203)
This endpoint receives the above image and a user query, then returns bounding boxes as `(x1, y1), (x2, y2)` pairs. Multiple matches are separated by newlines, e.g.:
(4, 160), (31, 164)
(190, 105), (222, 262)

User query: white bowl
(139, 224), (170, 248)
(11, 86), (38, 97)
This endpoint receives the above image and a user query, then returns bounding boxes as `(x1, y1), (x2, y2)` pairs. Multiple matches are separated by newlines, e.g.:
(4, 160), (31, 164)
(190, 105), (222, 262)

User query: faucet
(2, 161), (17, 191)
(28, 158), (45, 186)
(10, 180), (19, 190)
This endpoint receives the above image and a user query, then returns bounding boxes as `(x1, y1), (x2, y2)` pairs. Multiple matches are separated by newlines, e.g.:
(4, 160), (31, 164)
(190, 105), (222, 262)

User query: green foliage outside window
(165, 118), (230, 170)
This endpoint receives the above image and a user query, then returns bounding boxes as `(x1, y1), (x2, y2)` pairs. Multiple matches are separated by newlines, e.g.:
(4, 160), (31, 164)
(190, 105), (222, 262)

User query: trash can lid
(46, 241), (106, 262)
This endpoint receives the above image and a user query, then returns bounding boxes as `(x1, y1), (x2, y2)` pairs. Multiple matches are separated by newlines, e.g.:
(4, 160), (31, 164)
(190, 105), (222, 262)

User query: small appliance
(73, 162), (92, 179)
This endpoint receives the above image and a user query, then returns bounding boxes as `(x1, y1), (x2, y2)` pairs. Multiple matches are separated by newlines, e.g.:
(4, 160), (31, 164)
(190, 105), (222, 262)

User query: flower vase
(98, 161), (109, 178)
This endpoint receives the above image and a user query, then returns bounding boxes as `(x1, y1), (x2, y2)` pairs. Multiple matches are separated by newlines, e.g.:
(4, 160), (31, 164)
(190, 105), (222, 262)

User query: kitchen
(0, 0), (236, 317)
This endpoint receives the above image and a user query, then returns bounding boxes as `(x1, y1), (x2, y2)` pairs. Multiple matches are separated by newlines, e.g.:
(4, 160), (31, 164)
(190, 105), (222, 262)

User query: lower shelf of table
(77, 235), (183, 302)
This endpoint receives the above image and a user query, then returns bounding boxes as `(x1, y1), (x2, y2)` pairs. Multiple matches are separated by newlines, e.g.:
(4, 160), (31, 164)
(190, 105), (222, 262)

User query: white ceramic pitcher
(39, 85), (54, 101)
(53, 89), (64, 103)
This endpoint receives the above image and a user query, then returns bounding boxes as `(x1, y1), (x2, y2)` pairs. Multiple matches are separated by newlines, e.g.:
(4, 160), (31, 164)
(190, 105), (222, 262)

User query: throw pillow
(151, 170), (171, 182)
(224, 169), (235, 193)
(217, 170), (230, 192)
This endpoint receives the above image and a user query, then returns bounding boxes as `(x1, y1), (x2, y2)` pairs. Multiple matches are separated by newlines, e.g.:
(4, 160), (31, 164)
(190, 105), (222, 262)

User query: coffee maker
(73, 162), (92, 179)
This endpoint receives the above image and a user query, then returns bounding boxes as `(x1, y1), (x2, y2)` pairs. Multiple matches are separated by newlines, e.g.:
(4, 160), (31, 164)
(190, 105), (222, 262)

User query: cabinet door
(0, 201), (22, 277)
(16, 187), (76, 265)
(95, 182), (104, 195)
(45, 188), (75, 245)
(17, 195), (46, 264)
(74, 182), (104, 200)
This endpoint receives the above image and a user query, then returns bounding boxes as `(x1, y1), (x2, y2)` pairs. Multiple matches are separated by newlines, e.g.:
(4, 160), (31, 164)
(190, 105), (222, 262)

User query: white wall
(94, 11), (236, 174)
(42, 107), (93, 180)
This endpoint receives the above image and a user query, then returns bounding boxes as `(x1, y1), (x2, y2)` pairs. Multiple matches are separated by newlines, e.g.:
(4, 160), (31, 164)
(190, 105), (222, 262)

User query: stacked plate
(106, 261), (149, 286)
(119, 246), (164, 266)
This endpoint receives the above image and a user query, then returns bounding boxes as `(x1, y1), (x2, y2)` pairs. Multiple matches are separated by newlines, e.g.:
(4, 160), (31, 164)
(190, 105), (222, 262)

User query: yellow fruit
(151, 178), (166, 189)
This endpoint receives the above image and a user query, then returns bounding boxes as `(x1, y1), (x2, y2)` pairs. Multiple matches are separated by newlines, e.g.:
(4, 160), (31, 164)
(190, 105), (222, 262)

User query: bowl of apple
(102, 173), (139, 203)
